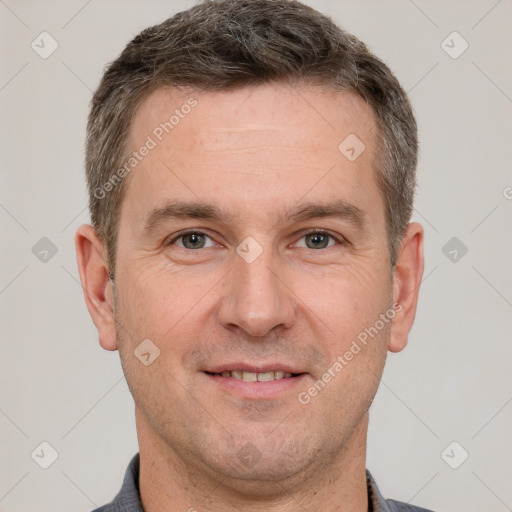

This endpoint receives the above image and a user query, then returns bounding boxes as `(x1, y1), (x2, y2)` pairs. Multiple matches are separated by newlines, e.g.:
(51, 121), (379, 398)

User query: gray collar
(94, 453), (433, 512)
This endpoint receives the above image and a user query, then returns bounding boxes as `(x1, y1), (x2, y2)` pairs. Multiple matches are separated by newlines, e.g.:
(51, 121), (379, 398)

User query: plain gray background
(1, 1), (511, 511)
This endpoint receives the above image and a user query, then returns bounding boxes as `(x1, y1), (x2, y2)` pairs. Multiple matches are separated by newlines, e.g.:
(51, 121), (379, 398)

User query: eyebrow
(276, 200), (364, 229)
(142, 199), (365, 235)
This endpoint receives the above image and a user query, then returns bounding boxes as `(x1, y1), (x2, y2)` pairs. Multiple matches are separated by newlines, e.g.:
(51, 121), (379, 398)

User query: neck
(136, 409), (369, 512)
(136, 409), (368, 512)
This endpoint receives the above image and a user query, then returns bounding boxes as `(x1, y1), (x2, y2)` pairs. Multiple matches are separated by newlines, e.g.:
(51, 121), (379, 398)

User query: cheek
(114, 260), (220, 358)
(294, 260), (392, 342)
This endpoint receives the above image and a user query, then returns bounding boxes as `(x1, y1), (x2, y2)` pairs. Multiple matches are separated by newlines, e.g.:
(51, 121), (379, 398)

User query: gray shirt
(92, 453), (434, 512)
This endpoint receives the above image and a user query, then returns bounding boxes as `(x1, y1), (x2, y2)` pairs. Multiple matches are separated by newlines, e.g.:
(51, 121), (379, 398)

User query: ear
(75, 224), (117, 351)
(388, 222), (424, 353)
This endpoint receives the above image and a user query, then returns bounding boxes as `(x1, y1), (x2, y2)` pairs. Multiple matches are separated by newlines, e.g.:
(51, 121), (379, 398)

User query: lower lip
(203, 372), (310, 399)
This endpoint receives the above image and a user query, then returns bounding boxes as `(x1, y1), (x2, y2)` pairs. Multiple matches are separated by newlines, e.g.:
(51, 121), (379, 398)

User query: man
(75, 0), (429, 510)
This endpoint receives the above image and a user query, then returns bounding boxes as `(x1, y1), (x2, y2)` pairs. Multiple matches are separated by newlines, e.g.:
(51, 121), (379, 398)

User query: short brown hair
(86, 0), (417, 272)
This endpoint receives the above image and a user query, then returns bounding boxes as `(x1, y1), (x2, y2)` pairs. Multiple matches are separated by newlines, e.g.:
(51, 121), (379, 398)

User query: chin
(200, 432), (322, 492)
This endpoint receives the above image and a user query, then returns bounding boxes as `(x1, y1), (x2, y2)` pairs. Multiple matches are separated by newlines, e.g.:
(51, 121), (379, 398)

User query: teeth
(216, 370), (296, 381)
(242, 372), (258, 382)
(257, 371), (275, 382)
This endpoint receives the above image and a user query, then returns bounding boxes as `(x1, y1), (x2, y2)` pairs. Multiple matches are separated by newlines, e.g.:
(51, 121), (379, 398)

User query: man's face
(114, 84), (393, 483)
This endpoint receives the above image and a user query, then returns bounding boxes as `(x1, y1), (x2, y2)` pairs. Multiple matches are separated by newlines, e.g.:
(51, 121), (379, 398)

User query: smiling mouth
(204, 370), (304, 382)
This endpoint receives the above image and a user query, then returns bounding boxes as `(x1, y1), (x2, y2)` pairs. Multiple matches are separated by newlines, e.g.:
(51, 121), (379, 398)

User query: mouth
(204, 370), (303, 382)
(202, 366), (309, 399)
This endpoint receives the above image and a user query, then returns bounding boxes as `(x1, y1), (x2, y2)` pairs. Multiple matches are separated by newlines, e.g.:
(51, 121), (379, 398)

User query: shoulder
(89, 453), (143, 512)
(385, 499), (435, 512)
(366, 470), (435, 512)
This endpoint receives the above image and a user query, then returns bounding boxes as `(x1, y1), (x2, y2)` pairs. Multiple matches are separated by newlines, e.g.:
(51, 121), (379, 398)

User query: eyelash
(166, 228), (345, 249)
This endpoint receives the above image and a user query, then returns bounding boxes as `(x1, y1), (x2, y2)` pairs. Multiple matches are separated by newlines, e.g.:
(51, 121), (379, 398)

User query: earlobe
(75, 224), (118, 351)
(388, 222), (424, 353)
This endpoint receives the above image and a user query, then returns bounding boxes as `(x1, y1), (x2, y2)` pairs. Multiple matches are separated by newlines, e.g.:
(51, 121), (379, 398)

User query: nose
(217, 243), (296, 338)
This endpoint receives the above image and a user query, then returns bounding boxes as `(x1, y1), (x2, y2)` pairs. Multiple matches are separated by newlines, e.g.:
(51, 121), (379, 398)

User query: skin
(76, 84), (424, 512)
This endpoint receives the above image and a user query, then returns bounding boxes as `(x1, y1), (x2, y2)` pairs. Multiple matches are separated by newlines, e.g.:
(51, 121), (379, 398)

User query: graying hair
(86, 0), (417, 272)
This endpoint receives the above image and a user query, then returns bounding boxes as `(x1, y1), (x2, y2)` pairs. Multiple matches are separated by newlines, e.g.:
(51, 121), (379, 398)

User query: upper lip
(204, 363), (307, 374)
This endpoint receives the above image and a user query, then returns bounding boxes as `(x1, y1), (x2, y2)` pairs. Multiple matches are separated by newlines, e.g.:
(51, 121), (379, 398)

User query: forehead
(121, 83), (382, 227)
(129, 84), (376, 152)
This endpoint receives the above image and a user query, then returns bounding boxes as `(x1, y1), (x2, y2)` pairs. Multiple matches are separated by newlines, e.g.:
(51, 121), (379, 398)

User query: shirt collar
(105, 453), (406, 512)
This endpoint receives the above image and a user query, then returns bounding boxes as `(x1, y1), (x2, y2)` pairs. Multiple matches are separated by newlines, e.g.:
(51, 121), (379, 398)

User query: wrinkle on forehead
(128, 83), (377, 153)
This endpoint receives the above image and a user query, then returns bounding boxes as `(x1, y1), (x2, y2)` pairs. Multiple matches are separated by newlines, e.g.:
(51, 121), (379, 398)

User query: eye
(295, 230), (341, 250)
(168, 231), (216, 250)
